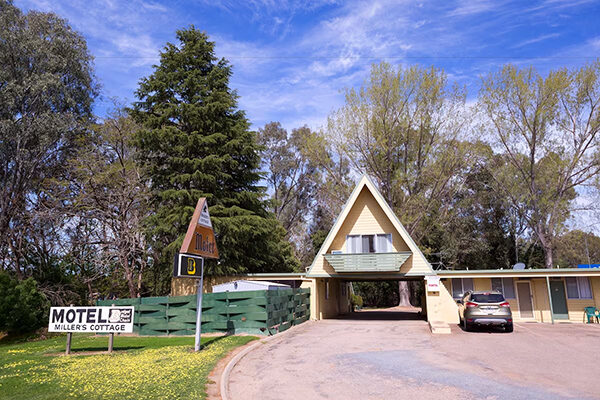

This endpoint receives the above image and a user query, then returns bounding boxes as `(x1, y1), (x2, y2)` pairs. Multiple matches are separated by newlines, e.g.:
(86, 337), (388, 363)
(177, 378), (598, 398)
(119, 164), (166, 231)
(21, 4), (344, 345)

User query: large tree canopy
(132, 27), (298, 293)
(0, 0), (97, 278)
(479, 62), (600, 268)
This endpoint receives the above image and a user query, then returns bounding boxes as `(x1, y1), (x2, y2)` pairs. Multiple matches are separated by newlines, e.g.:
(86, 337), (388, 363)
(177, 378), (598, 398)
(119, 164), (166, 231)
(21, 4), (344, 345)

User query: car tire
(505, 323), (513, 333)
(463, 318), (471, 332)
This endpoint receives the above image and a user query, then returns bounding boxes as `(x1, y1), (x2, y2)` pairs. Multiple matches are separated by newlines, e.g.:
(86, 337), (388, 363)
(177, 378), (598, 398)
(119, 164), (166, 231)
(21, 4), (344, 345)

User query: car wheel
(463, 318), (471, 332)
(505, 323), (513, 333)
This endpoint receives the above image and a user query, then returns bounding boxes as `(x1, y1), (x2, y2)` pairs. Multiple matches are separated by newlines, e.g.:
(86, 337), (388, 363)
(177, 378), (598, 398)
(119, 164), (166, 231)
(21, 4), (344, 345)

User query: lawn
(0, 333), (257, 400)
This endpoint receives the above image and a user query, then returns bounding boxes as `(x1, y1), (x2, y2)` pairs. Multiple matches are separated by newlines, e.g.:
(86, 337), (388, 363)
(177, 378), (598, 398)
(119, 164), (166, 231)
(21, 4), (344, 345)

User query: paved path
(228, 309), (600, 399)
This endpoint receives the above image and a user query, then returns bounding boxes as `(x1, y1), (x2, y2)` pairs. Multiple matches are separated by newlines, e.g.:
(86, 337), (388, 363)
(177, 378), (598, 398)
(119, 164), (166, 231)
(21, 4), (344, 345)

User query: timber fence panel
(97, 287), (310, 336)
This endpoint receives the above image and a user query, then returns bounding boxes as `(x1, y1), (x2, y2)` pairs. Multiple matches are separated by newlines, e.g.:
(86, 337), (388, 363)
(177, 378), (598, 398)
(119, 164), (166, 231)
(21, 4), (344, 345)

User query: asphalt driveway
(228, 309), (600, 399)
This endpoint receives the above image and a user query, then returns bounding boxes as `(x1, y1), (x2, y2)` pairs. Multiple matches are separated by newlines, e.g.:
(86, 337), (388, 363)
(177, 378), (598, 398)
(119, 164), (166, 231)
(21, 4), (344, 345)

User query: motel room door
(516, 281), (534, 319)
(549, 280), (569, 320)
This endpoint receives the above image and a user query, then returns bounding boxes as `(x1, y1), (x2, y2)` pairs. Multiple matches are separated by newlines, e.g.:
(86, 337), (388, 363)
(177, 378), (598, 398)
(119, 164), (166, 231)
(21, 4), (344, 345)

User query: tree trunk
(125, 269), (137, 298)
(137, 269), (144, 298)
(87, 281), (94, 302)
(537, 227), (554, 269)
(544, 245), (554, 269)
(398, 281), (412, 306)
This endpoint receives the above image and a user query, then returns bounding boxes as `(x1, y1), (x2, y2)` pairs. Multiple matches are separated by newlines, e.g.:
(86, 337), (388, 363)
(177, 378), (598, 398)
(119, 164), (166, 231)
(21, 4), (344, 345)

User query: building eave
(437, 268), (600, 278)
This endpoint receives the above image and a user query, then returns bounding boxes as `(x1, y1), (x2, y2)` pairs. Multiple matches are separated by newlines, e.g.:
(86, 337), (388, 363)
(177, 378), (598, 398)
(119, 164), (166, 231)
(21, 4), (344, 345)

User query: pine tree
(132, 27), (298, 293)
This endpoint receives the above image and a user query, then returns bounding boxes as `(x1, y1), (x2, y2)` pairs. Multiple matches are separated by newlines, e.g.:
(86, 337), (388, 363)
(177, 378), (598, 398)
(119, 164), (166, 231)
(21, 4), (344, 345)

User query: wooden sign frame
(180, 198), (219, 259)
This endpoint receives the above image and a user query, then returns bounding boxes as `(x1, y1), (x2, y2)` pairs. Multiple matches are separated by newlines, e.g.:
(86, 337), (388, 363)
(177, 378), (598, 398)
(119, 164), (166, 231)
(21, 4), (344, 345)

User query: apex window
(346, 234), (392, 253)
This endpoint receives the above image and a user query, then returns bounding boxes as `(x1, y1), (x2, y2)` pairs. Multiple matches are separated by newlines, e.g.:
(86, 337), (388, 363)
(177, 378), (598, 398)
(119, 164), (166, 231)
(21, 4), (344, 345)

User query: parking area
(228, 309), (600, 399)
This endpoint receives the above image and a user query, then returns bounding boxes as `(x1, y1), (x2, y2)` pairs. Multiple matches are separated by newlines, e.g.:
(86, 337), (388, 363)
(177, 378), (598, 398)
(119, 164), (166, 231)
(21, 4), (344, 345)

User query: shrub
(353, 281), (399, 307)
(0, 273), (49, 334)
(350, 294), (363, 309)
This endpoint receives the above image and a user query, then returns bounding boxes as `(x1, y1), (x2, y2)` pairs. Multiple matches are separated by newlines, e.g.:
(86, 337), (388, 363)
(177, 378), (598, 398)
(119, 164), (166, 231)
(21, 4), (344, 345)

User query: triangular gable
(306, 175), (434, 276)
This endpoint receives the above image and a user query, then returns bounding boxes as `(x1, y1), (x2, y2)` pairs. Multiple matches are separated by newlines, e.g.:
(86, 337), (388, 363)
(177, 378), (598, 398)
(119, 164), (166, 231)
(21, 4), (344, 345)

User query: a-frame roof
(306, 175), (434, 276)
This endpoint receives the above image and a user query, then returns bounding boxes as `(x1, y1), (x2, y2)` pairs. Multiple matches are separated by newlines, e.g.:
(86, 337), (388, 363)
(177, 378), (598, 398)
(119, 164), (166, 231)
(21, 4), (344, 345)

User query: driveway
(228, 309), (600, 399)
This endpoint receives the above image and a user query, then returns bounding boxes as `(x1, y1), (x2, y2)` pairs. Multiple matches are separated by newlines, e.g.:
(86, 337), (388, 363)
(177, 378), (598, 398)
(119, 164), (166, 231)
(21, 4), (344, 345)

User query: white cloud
(511, 33), (560, 49)
(108, 34), (160, 67)
(142, 1), (168, 12)
(447, 0), (503, 17)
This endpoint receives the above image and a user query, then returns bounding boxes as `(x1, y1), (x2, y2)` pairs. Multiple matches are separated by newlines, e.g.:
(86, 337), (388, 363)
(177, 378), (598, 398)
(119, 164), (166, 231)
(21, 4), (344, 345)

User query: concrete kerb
(220, 321), (313, 400)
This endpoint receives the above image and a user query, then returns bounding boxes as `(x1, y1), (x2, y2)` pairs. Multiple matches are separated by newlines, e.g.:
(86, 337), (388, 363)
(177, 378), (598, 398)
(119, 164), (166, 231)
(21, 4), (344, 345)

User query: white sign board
(198, 201), (212, 228)
(48, 306), (134, 333)
(425, 276), (441, 292)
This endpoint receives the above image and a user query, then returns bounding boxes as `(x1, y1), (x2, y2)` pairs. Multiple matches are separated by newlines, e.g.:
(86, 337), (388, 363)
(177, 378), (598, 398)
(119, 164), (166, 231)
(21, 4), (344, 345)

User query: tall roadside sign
(173, 198), (219, 351)
(179, 197), (219, 259)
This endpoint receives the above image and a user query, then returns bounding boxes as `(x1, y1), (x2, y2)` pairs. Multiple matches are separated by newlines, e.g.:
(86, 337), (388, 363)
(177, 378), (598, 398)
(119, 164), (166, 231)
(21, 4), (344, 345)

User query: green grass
(0, 333), (257, 400)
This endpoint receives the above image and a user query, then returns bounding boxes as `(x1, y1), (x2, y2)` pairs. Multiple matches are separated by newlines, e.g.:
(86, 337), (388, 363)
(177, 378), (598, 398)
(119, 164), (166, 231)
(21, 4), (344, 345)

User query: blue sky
(15, 0), (600, 132)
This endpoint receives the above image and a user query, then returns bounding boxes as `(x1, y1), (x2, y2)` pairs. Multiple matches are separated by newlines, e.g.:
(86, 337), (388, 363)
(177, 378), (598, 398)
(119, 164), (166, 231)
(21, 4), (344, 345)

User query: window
(491, 278), (516, 299)
(377, 234), (392, 252)
(471, 293), (505, 303)
(362, 235), (375, 253)
(451, 278), (474, 298)
(347, 235), (361, 253)
(566, 277), (592, 299)
(325, 280), (330, 300)
(346, 234), (392, 253)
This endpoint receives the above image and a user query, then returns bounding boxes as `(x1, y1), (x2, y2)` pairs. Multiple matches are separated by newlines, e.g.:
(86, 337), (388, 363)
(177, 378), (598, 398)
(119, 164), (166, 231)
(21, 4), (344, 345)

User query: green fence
(97, 288), (310, 336)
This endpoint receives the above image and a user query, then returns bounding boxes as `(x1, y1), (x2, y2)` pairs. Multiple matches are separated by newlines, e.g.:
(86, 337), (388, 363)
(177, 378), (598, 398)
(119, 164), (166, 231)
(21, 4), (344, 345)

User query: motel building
(177, 175), (600, 332)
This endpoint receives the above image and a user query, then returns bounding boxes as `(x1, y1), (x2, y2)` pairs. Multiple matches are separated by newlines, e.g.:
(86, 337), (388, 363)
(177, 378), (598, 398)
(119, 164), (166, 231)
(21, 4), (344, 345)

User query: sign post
(173, 198), (219, 352)
(108, 303), (115, 353)
(65, 304), (73, 355)
(195, 268), (204, 352)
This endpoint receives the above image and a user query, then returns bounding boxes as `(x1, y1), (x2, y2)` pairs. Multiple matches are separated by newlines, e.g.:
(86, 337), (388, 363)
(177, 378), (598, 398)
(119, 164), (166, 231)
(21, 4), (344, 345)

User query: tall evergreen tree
(132, 27), (298, 293)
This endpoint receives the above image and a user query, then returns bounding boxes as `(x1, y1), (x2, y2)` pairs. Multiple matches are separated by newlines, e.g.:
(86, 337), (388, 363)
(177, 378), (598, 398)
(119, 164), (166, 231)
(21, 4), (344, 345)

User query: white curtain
(347, 235), (361, 253)
(376, 234), (392, 253)
(578, 277), (592, 299)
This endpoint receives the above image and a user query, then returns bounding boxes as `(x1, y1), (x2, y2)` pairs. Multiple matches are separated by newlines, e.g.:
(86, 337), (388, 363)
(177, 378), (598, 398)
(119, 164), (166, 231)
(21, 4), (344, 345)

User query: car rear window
(471, 293), (505, 303)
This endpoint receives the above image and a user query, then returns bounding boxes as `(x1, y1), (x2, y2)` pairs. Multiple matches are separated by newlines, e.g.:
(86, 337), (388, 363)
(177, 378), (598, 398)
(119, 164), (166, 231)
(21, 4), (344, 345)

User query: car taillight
(466, 301), (477, 308)
(499, 302), (510, 307)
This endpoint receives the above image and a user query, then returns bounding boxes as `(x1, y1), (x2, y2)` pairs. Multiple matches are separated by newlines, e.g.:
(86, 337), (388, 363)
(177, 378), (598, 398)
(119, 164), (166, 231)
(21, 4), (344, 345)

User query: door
(516, 281), (534, 319)
(549, 280), (569, 320)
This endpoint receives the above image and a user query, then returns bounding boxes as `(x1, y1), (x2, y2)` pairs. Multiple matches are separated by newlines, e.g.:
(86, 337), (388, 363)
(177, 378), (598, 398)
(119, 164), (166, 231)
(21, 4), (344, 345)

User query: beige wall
(300, 279), (318, 320)
(172, 275), (237, 296)
(446, 276), (600, 324)
(426, 280), (459, 324)
(331, 187), (409, 253)
(315, 278), (344, 319)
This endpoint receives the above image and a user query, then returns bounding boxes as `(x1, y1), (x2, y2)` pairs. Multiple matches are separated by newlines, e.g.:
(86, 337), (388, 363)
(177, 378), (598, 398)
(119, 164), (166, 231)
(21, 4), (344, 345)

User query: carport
(303, 176), (449, 327)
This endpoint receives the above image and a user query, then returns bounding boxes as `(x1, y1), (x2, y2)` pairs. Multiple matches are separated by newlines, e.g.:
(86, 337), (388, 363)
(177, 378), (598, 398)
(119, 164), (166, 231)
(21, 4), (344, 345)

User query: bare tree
(67, 109), (151, 297)
(257, 123), (318, 243)
(479, 62), (600, 268)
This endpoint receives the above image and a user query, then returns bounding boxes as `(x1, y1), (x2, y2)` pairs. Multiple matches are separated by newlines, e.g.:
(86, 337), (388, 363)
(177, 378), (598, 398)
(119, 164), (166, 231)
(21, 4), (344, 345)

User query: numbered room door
(549, 280), (569, 320)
